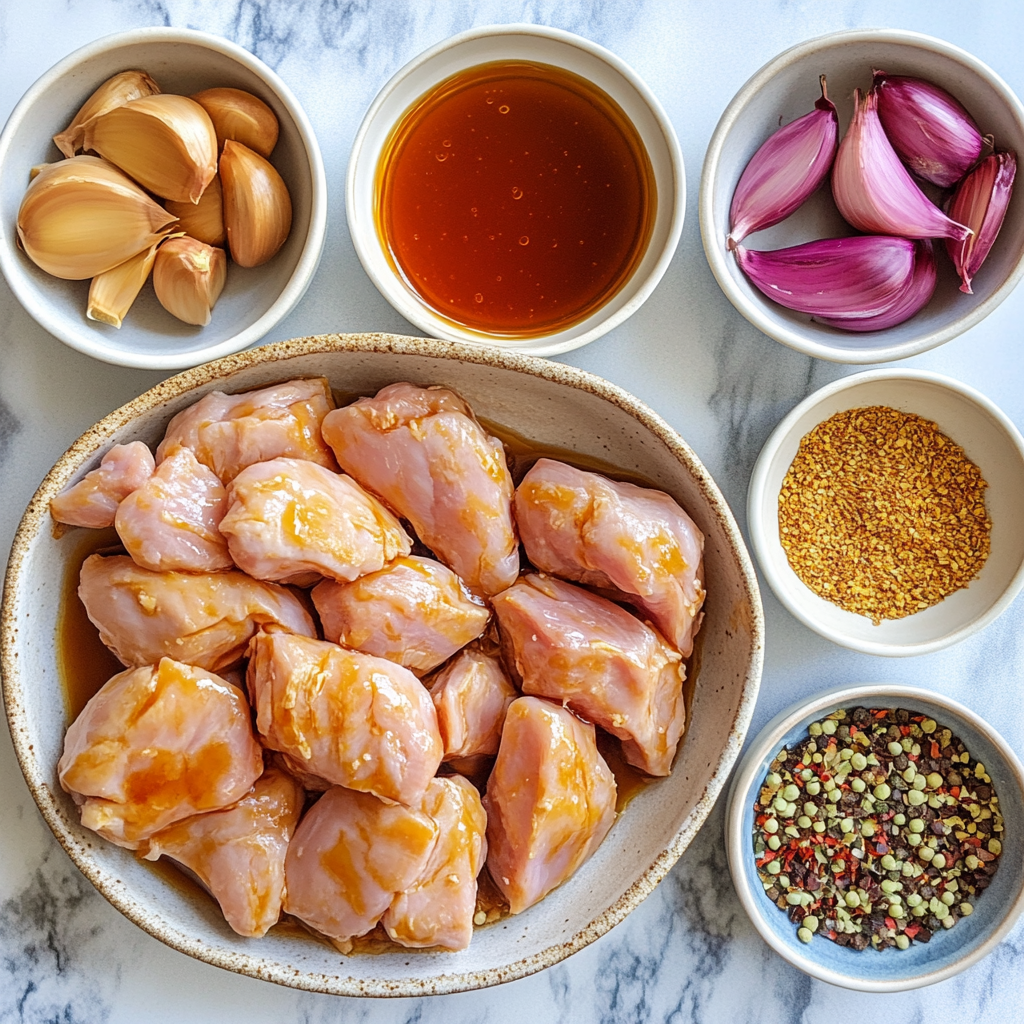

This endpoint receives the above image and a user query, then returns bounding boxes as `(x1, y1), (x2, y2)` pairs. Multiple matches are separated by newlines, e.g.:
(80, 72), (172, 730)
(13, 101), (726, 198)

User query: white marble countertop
(3, 1), (1024, 1021)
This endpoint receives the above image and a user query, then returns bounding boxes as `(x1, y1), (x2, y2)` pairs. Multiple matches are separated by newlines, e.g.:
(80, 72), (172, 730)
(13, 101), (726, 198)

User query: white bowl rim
(725, 681), (1024, 992)
(345, 23), (685, 358)
(0, 331), (765, 997)
(747, 367), (1024, 656)
(0, 26), (328, 370)
(698, 27), (1024, 365)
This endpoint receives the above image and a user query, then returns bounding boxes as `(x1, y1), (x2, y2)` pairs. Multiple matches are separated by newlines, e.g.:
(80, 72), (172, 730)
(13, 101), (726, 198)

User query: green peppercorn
(874, 782), (892, 800)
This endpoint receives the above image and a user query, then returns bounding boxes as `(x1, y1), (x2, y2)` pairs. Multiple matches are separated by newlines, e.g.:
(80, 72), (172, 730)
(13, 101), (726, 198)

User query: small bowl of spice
(748, 368), (1024, 655)
(726, 683), (1024, 991)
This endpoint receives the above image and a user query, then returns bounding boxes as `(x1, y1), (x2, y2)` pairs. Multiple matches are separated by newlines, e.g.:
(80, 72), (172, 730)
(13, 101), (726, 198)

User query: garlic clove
(191, 87), (279, 158)
(873, 71), (984, 188)
(945, 150), (1016, 294)
(728, 75), (838, 248)
(53, 70), (161, 159)
(832, 89), (972, 241)
(86, 235), (172, 328)
(82, 94), (218, 204)
(165, 174), (226, 246)
(153, 236), (227, 326)
(219, 139), (292, 268)
(17, 155), (179, 280)
(734, 235), (918, 318)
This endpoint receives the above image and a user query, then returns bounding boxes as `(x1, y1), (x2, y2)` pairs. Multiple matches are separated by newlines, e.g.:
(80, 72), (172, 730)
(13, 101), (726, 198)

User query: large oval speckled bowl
(0, 333), (763, 996)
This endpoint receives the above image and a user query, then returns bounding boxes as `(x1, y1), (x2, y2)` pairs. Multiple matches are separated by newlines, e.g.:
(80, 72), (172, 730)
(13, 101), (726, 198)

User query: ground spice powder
(778, 406), (991, 624)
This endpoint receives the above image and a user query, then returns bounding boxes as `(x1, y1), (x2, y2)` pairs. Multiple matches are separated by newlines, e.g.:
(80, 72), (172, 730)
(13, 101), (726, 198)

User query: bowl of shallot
(0, 27), (326, 370)
(699, 29), (1024, 363)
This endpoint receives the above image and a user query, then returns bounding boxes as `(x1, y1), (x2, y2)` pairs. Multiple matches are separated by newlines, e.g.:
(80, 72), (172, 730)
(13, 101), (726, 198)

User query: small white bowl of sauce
(347, 25), (684, 356)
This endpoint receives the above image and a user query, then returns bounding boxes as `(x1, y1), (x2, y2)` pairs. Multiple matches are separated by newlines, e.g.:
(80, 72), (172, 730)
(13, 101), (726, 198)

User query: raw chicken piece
(320, 383), (519, 596)
(58, 657), (263, 849)
(483, 696), (616, 914)
(156, 377), (338, 482)
(382, 776), (487, 950)
(269, 750), (332, 792)
(429, 646), (517, 771)
(219, 458), (411, 587)
(78, 554), (316, 672)
(492, 574), (685, 777)
(312, 556), (489, 675)
(247, 632), (443, 804)
(283, 785), (438, 944)
(114, 445), (232, 573)
(515, 459), (706, 656)
(50, 441), (155, 528)
(142, 767), (303, 937)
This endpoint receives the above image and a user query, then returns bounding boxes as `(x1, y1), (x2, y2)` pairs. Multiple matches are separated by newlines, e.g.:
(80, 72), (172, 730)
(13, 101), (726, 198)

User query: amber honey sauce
(375, 61), (656, 336)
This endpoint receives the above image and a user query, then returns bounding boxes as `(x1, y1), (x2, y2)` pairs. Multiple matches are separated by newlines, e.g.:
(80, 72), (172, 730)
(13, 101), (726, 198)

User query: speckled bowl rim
(747, 368), (1024, 656)
(725, 682), (1024, 992)
(0, 27), (328, 370)
(345, 24), (685, 357)
(698, 28), (1024, 364)
(0, 332), (764, 997)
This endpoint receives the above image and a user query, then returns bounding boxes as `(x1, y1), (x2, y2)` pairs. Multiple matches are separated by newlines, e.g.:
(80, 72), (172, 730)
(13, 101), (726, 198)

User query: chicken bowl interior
(1, 333), (763, 996)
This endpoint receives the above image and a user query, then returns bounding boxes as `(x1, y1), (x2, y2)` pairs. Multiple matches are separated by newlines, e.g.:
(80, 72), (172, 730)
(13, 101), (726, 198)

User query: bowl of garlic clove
(699, 29), (1024, 364)
(0, 27), (326, 370)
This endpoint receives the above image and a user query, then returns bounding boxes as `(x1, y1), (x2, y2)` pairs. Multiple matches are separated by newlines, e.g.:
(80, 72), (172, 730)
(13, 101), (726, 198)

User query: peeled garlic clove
(728, 75), (838, 247)
(153, 236), (227, 326)
(219, 140), (292, 268)
(191, 87), (279, 158)
(945, 150), (1016, 294)
(832, 89), (972, 241)
(734, 235), (917, 318)
(53, 70), (161, 159)
(87, 237), (167, 328)
(17, 156), (178, 280)
(873, 71), (984, 188)
(816, 240), (937, 332)
(165, 175), (225, 246)
(82, 94), (218, 204)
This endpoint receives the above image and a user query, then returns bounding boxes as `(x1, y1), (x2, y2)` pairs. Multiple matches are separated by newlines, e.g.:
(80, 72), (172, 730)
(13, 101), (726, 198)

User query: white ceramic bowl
(1, 333), (763, 996)
(0, 28), (327, 370)
(748, 369), (1024, 656)
(726, 683), (1024, 991)
(347, 25), (684, 357)
(700, 29), (1024, 364)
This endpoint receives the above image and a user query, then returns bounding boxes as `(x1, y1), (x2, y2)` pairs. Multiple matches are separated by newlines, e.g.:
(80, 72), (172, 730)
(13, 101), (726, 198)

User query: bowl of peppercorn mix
(725, 683), (1024, 991)
(747, 368), (1024, 656)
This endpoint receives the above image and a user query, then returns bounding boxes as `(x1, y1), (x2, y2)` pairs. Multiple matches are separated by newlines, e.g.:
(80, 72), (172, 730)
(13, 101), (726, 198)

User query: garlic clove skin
(734, 235), (918, 319)
(165, 175), (226, 246)
(87, 236), (171, 328)
(82, 94), (218, 204)
(191, 87), (279, 158)
(219, 140), (292, 268)
(53, 70), (161, 159)
(873, 71), (984, 188)
(728, 75), (838, 248)
(17, 155), (179, 280)
(832, 89), (972, 242)
(153, 236), (228, 326)
(945, 150), (1016, 294)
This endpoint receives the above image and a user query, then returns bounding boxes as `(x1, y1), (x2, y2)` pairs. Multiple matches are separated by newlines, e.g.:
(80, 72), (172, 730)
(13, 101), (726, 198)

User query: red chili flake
(904, 923), (921, 939)
(951, 786), (960, 797)
(900, 725), (911, 735)
(931, 741), (941, 758)
(874, 710), (889, 720)
(885, 916), (897, 929)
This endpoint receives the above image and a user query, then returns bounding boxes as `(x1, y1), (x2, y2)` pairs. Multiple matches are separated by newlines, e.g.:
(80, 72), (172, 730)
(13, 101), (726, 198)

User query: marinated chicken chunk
(283, 785), (438, 944)
(312, 556), (489, 675)
(50, 441), (155, 528)
(247, 632), (443, 804)
(78, 554), (316, 672)
(115, 445), (232, 573)
(515, 459), (705, 656)
(220, 458), (411, 587)
(156, 377), (338, 482)
(382, 776), (487, 951)
(57, 658), (263, 849)
(142, 767), (303, 937)
(321, 383), (519, 596)
(483, 696), (616, 914)
(492, 574), (685, 777)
